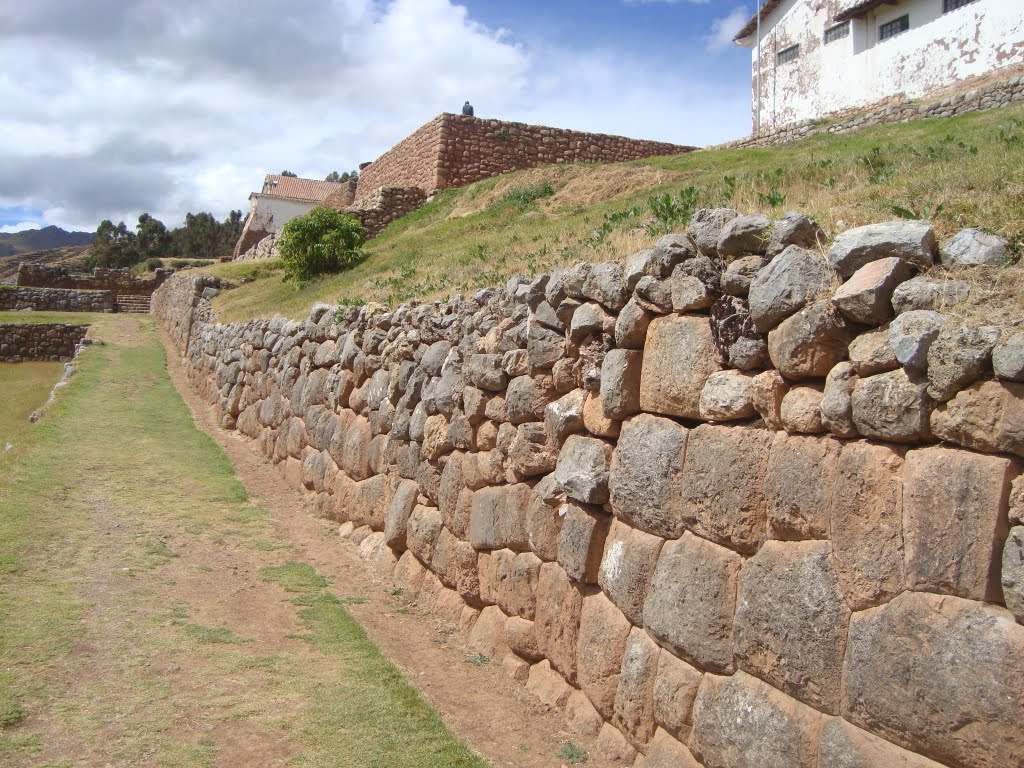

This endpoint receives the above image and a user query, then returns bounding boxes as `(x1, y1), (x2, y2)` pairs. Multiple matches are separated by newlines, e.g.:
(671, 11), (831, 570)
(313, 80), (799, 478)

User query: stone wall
(0, 323), (89, 362)
(236, 233), (279, 262)
(0, 285), (114, 313)
(345, 186), (428, 239)
(718, 73), (1024, 150)
(17, 263), (171, 298)
(153, 209), (1024, 768)
(355, 114), (694, 206)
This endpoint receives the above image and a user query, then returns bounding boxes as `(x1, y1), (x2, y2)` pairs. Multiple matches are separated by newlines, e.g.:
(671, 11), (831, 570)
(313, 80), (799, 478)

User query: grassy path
(0, 315), (488, 768)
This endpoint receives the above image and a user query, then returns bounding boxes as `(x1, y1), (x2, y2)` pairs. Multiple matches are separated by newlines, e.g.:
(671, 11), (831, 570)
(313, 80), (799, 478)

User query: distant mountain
(0, 226), (95, 257)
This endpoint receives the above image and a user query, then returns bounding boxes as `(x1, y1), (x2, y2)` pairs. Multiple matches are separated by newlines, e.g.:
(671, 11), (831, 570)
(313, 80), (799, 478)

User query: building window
(879, 15), (910, 41)
(824, 21), (850, 44)
(943, 0), (978, 12)
(777, 44), (800, 65)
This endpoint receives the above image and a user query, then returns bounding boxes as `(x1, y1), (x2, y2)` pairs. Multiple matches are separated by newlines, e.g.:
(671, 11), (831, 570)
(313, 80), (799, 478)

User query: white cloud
(0, 221), (41, 233)
(705, 7), (750, 52)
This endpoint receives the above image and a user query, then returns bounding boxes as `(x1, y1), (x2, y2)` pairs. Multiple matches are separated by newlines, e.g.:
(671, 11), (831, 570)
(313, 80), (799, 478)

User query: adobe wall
(0, 285), (114, 313)
(719, 72), (1024, 150)
(153, 209), (1024, 768)
(0, 323), (89, 362)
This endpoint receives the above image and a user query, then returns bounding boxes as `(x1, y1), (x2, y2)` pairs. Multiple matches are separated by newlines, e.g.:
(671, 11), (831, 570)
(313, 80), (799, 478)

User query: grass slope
(205, 105), (1024, 322)
(0, 362), (63, 477)
(0, 316), (486, 767)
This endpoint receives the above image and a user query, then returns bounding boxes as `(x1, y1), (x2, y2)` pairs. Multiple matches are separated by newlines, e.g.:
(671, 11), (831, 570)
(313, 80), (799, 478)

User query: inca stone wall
(16, 264), (169, 313)
(345, 186), (428, 239)
(355, 114), (694, 206)
(153, 209), (1024, 768)
(0, 285), (114, 313)
(718, 73), (1024, 150)
(0, 323), (89, 362)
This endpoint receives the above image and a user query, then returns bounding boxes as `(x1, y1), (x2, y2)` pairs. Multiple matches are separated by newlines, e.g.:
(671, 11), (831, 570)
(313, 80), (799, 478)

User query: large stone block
(553, 435), (612, 505)
(903, 446), (1014, 602)
(600, 349), (642, 421)
(1003, 526), (1024, 624)
(678, 425), (773, 555)
(431, 527), (480, 605)
(634, 729), (701, 768)
(383, 478), (418, 551)
(599, 519), (665, 626)
(652, 649), (703, 741)
(843, 592), (1024, 768)
(577, 593), (632, 718)
(525, 478), (563, 562)
(613, 627), (660, 747)
(609, 414), (689, 539)
(468, 483), (531, 551)
(691, 672), (823, 768)
(931, 380), (1024, 457)
(505, 616), (543, 662)
(557, 502), (611, 584)
(850, 369), (932, 443)
(643, 533), (742, 675)
(734, 540), (850, 714)
(468, 605), (510, 660)
(829, 441), (906, 611)
(748, 245), (831, 332)
(534, 562), (585, 684)
(764, 433), (841, 540)
(490, 550), (541, 620)
(828, 220), (937, 278)
(818, 717), (948, 768)
(831, 257), (911, 326)
(639, 315), (722, 419)
(768, 300), (854, 381)
(335, 414), (372, 480)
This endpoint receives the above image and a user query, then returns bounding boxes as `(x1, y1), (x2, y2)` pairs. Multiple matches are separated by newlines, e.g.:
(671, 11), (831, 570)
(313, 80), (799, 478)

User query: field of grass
(0, 315), (486, 767)
(204, 104), (1024, 322)
(0, 362), (63, 477)
(0, 311), (103, 325)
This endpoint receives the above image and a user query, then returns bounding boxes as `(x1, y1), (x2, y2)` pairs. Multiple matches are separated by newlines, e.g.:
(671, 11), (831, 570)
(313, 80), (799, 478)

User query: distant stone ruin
(156, 207), (1024, 768)
(13, 263), (171, 314)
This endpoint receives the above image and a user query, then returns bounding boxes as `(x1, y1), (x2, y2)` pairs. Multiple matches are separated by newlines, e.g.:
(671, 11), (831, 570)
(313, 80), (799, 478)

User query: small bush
(277, 208), (366, 285)
(557, 743), (587, 763)
(502, 181), (555, 211)
(143, 257), (164, 271)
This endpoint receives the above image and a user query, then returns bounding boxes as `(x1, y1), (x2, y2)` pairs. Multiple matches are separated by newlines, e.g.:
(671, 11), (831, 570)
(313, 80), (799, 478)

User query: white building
(233, 175), (353, 258)
(733, 0), (1024, 132)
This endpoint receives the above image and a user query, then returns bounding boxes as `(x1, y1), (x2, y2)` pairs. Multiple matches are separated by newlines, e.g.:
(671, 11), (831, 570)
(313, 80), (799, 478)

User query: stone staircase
(116, 294), (152, 314)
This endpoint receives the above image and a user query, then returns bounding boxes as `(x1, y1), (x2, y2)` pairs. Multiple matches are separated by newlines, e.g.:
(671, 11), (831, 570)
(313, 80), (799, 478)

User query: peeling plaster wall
(749, 0), (1024, 130)
(234, 196), (319, 258)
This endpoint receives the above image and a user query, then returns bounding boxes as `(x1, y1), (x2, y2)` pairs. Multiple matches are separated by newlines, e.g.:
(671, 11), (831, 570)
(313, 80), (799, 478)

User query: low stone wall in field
(719, 73), (1024, 150)
(0, 286), (114, 313)
(154, 207), (1024, 768)
(0, 323), (89, 362)
(17, 263), (171, 303)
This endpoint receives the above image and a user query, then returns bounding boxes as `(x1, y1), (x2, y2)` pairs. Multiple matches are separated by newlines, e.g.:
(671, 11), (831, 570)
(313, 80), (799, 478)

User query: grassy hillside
(0, 244), (92, 281)
(205, 104), (1024, 323)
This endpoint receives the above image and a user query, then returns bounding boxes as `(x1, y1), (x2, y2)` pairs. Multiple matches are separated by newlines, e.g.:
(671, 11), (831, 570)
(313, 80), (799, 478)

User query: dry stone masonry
(0, 323), (89, 362)
(153, 208), (1024, 768)
(16, 263), (170, 313)
(0, 286), (114, 312)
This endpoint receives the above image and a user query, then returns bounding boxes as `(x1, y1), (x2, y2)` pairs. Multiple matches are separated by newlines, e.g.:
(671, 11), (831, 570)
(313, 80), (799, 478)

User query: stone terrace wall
(0, 323), (89, 362)
(718, 73), (1024, 150)
(0, 286), (114, 313)
(346, 186), (428, 239)
(437, 114), (694, 190)
(153, 209), (1024, 768)
(354, 116), (446, 206)
(17, 263), (171, 298)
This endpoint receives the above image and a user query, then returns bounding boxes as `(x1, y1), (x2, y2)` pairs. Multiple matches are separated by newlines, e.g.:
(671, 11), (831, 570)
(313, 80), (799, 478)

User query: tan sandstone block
(764, 433), (841, 540)
(634, 729), (701, 768)
(576, 592), (632, 718)
(652, 649), (703, 741)
(639, 314), (722, 420)
(534, 562), (585, 684)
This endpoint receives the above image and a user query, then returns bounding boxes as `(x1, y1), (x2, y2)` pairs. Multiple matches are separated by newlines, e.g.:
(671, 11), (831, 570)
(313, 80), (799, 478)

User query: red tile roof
(258, 175), (346, 202)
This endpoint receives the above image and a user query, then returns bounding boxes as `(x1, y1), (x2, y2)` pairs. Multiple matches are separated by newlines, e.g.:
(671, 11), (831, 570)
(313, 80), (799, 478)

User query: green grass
(0, 311), (103, 325)
(0, 316), (488, 767)
(204, 103), (1024, 322)
(0, 361), (64, 476)
(557, 742), (588, 763)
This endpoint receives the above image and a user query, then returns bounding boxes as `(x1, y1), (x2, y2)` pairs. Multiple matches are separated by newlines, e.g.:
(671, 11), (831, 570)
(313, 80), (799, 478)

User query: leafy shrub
(143, 257), (164, 271)
(277, 208), (366, 285)
(502, 180), (555, 211)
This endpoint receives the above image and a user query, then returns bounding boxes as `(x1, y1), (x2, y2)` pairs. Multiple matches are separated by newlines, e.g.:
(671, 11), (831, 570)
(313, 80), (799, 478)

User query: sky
(0, 0), (755, 234)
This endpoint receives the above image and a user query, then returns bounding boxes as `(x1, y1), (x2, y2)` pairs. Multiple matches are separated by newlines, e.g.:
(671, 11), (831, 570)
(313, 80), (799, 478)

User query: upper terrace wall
(0, 285), (113, 313)
(355, 114), (694, 206)
(154, 207), (1024, 768)
(17, 264), (170, 298)
(0, 323), (89, 362)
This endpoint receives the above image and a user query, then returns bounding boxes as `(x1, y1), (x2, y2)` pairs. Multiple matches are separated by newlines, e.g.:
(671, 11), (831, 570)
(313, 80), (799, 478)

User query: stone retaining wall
(718, 73), (1024, 150)
(0, 285), (114, 313)
(356, 114), (695, 206)
(0, 323), (89, 362)
(345, 186), (428, 239)
(153, 209), (1024, 768)
(17, 263), (171, 301)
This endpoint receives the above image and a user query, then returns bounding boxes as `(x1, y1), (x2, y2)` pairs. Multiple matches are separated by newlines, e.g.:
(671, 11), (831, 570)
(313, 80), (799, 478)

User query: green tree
(280, 170), (298, 177)
(91, 219), (138, 268)
(325, 171), (341, 182)
(135, 213), (169, 261)
(277, 207), (365, 285)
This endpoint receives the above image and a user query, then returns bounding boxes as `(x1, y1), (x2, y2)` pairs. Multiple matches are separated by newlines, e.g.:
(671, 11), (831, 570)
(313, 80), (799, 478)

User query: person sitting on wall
(462, 101), (474, 117)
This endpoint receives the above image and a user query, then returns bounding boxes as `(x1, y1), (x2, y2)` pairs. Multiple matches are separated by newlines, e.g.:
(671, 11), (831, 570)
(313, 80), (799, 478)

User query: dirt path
(158, 331), (614, 768)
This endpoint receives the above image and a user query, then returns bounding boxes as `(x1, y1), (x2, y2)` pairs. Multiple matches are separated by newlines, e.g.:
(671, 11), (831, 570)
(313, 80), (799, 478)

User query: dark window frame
(777, 44), (800, 65)
(824, 21), (850, 44)
(943, 0), (978, 12)
(879, 14), (910, 42)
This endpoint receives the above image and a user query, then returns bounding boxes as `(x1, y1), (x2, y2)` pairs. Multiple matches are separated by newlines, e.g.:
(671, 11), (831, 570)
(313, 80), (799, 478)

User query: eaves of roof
(733, 0), (786, 43)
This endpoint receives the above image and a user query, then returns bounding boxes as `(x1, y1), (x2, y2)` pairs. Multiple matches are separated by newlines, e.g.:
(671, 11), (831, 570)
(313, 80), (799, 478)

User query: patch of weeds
(144, 540), (177, 559)
(339, 596), (368, 605)
(389, 588), (404, 596)
(890, 201), (945, 220)
(856, 146), (895, 184)
(439, 625), (457, 636)
(997, 118), (1024, 146)
(396, 607), (410, 615)
(169, 601), (190, 620)
(557, 742), (588, 763)
(501, 180), (555, 211)
(0, 693), (26, 728)
(464, 653), (490, 666)
(249, 539), (284, 552)
(181, 623), (250, 645)
(258, 561), (330, 593)
(0, 732), (41, 754)
(758, 190), (787, 208)
(646, 186), (700, 235)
